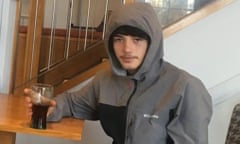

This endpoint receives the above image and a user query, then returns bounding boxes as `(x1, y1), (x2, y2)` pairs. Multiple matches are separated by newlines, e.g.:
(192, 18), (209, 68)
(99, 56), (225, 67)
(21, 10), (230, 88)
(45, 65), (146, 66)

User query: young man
(25, 3), (212, 144)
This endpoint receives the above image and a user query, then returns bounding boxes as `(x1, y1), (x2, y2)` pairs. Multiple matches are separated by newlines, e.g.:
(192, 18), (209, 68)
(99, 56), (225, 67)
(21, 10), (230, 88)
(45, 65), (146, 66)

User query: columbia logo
(143, 114), (159, 119)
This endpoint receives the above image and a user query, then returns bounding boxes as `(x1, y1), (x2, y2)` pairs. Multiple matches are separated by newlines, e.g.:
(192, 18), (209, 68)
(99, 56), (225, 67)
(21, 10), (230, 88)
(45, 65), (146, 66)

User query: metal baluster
(30, 0), (39, 79)
(90, 1), (96, 44)
(39, 0), (56, 73)
(102, 0), (109, 39)
(77, 0), (83, 51)
(64, 0), (73, 60)
(48, 0), (56, 70)
(83, 0), (91, 51)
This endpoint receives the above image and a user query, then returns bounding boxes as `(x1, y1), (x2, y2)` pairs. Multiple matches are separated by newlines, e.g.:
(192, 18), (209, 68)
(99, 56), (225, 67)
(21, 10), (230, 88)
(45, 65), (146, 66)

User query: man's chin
(124, 67), (138, 74)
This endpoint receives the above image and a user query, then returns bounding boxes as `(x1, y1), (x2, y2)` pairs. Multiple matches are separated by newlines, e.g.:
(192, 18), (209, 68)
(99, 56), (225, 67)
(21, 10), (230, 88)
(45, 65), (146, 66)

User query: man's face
(113, 34), (148, 74)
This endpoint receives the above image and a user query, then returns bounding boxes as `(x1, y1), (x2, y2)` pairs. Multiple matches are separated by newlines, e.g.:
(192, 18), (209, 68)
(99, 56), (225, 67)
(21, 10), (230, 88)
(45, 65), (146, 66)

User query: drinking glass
(30, 83), (54, 129)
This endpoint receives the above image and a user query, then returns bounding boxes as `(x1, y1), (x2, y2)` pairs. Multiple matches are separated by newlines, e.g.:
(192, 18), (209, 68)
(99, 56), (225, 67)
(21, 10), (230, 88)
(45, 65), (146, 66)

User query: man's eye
(113, 37), (122, 42)
(133, 37), (144, 41)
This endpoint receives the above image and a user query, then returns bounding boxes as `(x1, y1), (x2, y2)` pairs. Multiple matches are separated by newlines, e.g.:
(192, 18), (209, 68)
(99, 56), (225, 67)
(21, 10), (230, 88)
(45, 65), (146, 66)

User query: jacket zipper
(124, 79), (137, 144)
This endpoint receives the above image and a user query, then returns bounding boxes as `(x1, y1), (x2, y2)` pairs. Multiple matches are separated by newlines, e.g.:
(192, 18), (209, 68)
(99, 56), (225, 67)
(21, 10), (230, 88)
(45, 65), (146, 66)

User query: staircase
(11, 0), (235, 95)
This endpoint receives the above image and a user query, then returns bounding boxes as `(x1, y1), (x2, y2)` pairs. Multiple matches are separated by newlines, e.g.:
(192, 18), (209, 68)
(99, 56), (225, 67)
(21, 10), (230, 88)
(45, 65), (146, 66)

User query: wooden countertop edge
(0, 124), (82, 141)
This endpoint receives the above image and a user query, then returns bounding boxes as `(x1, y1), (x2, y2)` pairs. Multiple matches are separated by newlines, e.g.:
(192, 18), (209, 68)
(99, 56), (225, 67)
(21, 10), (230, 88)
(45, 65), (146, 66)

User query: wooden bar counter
(0, 93), (84, 144)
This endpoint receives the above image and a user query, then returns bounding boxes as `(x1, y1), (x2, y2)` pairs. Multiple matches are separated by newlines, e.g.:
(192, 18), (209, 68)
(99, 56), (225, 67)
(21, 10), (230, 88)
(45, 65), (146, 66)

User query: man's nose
(123, 39), (132, 53)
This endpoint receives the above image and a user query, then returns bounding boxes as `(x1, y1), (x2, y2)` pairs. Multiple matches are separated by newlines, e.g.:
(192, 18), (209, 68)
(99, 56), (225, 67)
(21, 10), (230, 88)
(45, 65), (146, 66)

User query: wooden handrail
(55, 60), (110, 95)
(52, 0), (236, 94)
(18, 26), (103, 39)
(163, 0), (235, 38)
(37, 41), (108, 90)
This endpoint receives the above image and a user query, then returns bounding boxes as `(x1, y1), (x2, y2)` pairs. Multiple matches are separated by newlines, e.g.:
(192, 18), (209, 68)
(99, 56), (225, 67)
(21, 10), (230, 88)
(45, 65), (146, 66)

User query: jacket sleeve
(47, 77), (99, 122)
(167, 77), (213, 144)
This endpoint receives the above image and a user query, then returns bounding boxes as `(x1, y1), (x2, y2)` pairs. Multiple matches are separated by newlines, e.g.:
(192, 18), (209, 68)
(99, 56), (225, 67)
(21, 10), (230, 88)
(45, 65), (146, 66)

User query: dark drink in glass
(30, 83), (53, 129)
(31, 104), (49, 129)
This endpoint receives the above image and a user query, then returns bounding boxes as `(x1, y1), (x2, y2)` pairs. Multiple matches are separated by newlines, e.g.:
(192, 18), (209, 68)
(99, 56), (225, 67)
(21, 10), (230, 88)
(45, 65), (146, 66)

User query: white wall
(42, 0), (122, 28)
(164, 1), (240, 90)
(0, 0), (239, 144)
(0, 0), (16, 94)
(43, 0), (69, 29)
(78, 0), (122, 27)
(0, 1), (3, 30)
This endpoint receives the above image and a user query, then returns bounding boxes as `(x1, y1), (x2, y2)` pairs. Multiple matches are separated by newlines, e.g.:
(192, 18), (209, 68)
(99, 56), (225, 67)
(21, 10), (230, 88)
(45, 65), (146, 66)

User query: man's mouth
(120, 56), (137, 62)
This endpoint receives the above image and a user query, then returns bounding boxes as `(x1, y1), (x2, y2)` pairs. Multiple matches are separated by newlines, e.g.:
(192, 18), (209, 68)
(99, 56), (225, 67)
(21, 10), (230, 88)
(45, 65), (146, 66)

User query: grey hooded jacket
(48, 3), (212, 144)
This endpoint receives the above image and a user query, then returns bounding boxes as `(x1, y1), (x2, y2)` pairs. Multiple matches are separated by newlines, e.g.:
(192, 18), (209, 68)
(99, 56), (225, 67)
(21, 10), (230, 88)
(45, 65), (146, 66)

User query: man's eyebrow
(113, 34), (124, 37)
(114, 34), (124, 36)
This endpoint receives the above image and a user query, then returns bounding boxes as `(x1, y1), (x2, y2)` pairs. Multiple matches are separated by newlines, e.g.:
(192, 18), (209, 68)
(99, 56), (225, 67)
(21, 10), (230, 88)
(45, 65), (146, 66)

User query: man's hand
(24, 88), (57, 117)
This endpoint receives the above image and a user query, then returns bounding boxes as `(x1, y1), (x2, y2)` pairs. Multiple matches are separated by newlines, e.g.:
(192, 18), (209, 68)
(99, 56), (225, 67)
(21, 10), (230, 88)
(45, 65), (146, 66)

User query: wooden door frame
(11, 0), (45, 95)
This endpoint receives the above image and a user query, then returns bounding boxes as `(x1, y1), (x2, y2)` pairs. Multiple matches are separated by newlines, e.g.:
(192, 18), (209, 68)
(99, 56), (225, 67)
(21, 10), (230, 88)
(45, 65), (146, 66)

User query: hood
(104, 3), (163, 80)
